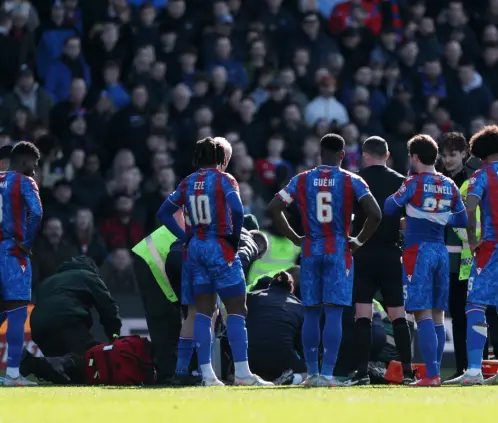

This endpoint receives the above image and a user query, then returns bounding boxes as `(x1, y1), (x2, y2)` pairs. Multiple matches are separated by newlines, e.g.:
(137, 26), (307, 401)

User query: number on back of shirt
(317, 192), (333, 223)
(189, 194), (212, 225)
(422, 196), (451, 212)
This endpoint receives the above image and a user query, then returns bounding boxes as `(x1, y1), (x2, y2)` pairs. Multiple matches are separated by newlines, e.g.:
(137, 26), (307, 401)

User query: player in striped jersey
(0, 142), (43, 386)
(385, 134), (468, 386)
(268, 133), (382, 387)
(158, 137), (272, 387)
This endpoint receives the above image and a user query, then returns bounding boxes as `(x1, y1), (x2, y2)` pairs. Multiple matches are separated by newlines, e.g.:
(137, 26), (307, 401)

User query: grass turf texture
(0, 386), (498, 423)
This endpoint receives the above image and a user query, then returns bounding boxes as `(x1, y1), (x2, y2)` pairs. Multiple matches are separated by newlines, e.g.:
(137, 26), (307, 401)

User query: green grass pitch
(1, 386), (498, 423)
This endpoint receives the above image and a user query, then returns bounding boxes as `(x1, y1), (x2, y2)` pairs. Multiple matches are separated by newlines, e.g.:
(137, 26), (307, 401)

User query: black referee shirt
(351, 164), (405, 246)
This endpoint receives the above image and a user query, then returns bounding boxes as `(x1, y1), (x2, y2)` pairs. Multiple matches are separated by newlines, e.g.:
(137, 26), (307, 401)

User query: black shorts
(248, 347), (307, 381)
(353, 244), (404, 308)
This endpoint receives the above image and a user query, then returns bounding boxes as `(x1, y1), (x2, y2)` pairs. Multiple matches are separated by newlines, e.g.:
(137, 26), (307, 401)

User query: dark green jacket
(30, 257), (122, 340)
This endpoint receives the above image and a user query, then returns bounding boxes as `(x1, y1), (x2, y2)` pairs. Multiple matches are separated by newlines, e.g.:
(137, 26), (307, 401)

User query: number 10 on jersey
(189, 195), (212, 225)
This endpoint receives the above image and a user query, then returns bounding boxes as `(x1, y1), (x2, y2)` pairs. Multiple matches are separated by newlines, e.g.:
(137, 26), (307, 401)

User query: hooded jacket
(30, 256), (121, 340)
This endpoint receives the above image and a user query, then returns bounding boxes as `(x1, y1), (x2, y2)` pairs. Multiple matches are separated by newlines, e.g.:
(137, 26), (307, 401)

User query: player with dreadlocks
(158, 137), (273, 386)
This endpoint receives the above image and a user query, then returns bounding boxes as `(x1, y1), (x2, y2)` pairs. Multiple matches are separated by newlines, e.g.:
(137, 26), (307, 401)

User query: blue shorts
(402, 242), (449, 312)
(300, 252), (354, 307)
(181, 237), (245, 304)
(0, 255), (32, 301)
(467, 241), (498, 308)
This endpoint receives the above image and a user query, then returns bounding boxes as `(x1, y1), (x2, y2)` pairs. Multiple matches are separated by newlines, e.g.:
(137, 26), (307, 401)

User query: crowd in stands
(0, 0), (497, 294)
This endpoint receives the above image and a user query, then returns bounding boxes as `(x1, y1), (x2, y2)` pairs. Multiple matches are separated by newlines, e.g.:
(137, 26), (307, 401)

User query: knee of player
(387, 307), (406, 322)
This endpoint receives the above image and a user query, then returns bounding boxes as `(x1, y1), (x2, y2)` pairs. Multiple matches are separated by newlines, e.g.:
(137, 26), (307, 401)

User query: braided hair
(192, 137), (227, 169)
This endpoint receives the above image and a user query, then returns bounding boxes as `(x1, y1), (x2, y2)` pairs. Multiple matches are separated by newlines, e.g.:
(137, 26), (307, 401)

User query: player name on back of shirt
(423, 184), (453, 195)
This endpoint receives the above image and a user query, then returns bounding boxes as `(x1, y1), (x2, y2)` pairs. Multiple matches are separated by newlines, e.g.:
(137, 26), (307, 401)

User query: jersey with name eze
(278, 166), (370, 257)
(0, 171), (43, 255)
(390, 172), (465, 247)
(167, 168), (239, 238)
(468, 163), (498, 243)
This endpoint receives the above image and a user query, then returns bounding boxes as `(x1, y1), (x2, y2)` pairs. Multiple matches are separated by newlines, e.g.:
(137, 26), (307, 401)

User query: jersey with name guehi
(167, 168), (239, 238)
(391, 172), (464, 247)
(278, 165), (370, 257)
(0, 171), (43, 255)
(468, 162), (498, 242)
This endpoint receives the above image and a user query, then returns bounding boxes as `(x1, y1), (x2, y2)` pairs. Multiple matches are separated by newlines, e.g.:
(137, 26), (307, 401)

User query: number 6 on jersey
(317, 192), (333, 223)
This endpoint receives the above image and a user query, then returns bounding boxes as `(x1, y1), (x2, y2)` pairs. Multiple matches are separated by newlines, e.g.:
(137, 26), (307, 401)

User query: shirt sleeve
(392, 177), (417, 207)
(277, 175), (299, 205)
(351, 175), (370, 201)
(21, 176), (43, 250)
(451, 182), (466, 214)
(468, 170), (486, 200)
(222, 173), (239, 198)
(167, 180), (186, 208)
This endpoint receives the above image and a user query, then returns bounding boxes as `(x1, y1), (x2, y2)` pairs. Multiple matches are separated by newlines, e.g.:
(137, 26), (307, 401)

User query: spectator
(68, 208), (108, 266)
(2, 64), (53, 126)
(206, 36), (248, 89)
(71, 152), (108, 212)
(45, 35), (91, 104)
(99, 248), (138, 295)
(32, 217), (79, 286)
(90, 61), (130, 111)
(305, 74), (348, 127)
(100, 193), (144, 251)
(134, 2), (160, 49)
(44, 178), (77, 229)
(0, 11), (20, 91)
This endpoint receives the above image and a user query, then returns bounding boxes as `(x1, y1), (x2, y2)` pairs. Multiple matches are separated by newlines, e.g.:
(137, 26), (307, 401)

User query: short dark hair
(439, 132), (467, 153)
(10, 141), (40, 163)
(193, 137), (226, 168)
(320, 133), (345, 153)
(362, 136), (388, 157)
(408, 134), (438, 165)
(270, 271), (294, 293)
(469, 125), (498, 160)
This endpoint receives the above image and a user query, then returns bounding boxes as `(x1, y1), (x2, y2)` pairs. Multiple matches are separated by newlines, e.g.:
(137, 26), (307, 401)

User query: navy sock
(302, 307), (322, 376)
(227, 314), (248, 363)
(434, 324), (445, 371)
(175, 338), (195, 376)
(417, 319), (439, 378)
(6, 307), (28, 371)
(466, 304), (487, 370)
(193, 313), (212, 367)
(321, 307), (343, 377)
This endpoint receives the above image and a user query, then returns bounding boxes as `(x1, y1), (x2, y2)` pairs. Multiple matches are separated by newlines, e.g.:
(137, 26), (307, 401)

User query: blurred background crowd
(0, 0), (496, 294)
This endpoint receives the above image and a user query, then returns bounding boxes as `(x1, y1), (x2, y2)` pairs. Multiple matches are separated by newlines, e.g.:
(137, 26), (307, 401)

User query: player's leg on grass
(432, 309), (445, 372)
(194, 293), (221, 385)
(349, 302), (373, 385)
(411, 309), (440, 386)
(388, 306), (415, 382)
(176, 305), (196, 377)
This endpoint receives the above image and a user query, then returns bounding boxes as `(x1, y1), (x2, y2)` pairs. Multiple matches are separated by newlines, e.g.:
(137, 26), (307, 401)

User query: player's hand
(14, 239), (32, 257)
(292, 235), (304, 247)
(348, 237), (364, 253)
(469, 239), (483, 254)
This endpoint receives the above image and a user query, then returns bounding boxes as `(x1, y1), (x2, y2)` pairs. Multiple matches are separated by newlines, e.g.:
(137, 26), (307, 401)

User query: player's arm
(447, 187), (468, 228)
(157, 182), (188, 243)
(21, 176), (43, 252)
(223, 174), (243, 249)
(466, 172), (484, 252)
(384, 178), (415, 215)
(268, 176), (303, 247)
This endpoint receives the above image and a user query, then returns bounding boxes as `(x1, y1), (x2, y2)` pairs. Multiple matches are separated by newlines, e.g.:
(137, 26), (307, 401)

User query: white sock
(200, 363), (217, 380)
(467, 368), (481, 376)
(6, 367), (19, 378)
(234, 361), (252, 378)
(292, 374), (303, 385)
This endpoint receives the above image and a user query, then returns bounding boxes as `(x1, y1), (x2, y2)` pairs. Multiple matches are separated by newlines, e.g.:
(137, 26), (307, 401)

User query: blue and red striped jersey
(468, 163), (498, 242)
(278, 165), (370, 256)
(0, 171), (43, 255)
(385, 172), (465, 247)
(167, 168), (239, 238)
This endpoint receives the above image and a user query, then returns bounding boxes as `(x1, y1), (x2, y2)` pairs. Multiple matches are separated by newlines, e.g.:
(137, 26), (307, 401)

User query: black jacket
(246, 285), (303, 354)
(31, 257), (122, 340)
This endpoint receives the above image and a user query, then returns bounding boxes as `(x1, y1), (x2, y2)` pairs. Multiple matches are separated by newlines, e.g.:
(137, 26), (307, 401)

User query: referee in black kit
(347, 136), (414, 385)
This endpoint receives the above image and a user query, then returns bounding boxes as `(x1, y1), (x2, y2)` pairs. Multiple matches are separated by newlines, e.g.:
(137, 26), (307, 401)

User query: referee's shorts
(353, 244), (404, 308)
